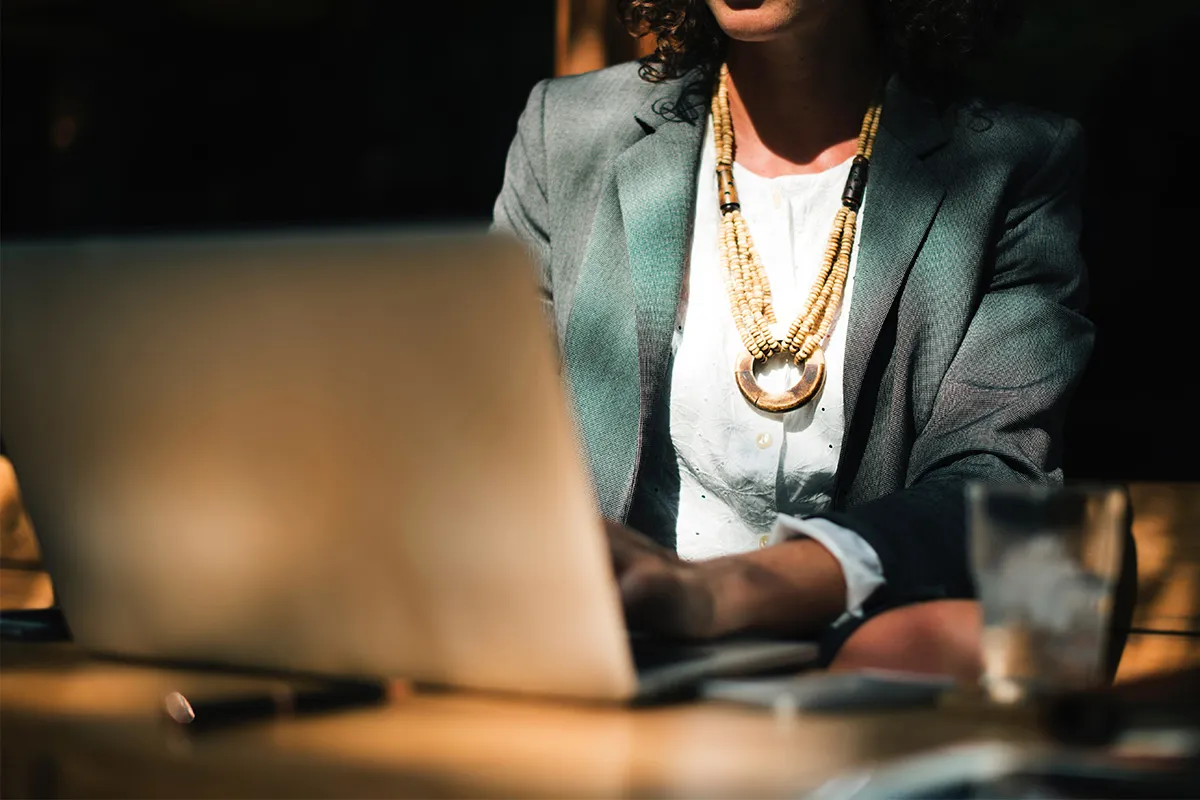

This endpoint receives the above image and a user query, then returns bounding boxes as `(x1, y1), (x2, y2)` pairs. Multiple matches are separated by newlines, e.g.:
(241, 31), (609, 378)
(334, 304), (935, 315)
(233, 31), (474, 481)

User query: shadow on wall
(0, 0), (554, 236)
(1067, 14), (1200, 482)
(962, 1), (1200, 481)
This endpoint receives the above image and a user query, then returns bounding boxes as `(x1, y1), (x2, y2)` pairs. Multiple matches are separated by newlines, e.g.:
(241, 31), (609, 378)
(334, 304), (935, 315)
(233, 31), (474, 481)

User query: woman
(494, 0), (1091, 679)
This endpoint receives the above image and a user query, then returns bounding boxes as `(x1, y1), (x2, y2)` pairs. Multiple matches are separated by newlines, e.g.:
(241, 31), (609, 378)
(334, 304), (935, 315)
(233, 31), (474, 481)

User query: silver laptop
(0, 228), (816, 702)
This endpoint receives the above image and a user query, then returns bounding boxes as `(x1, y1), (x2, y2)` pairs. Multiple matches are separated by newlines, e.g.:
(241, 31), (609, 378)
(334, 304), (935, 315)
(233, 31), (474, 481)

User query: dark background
(1, 0), (553, 233)
(2, 0), (1198, 481)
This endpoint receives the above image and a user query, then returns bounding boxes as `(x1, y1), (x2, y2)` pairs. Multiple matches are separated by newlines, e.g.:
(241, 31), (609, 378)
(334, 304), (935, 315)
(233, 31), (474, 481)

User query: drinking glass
(967, 483), (1126, 704)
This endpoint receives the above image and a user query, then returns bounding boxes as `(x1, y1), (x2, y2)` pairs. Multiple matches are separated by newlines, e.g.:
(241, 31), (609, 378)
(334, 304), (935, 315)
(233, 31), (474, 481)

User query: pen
(163, 680), (390, 734)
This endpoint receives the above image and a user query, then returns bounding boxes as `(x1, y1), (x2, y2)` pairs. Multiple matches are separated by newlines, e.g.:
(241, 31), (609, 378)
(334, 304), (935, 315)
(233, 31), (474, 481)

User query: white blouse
(655, 116), (884, 617)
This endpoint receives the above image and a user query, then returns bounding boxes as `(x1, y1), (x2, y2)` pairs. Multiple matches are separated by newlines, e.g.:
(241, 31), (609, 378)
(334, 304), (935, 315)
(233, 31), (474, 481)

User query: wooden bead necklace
(712, 63), (882, 412)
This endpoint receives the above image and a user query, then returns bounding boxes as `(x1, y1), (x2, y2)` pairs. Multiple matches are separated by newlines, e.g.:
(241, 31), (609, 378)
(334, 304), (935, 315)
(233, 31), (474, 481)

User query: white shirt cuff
(770, 514), (886, 622)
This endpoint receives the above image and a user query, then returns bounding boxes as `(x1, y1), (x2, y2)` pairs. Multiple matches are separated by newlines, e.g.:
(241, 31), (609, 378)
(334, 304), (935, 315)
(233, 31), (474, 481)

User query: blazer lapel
(564, 73), (706, 520)
(617, 83), (706, 427)
(566, 70), (947, 518)
(842, 77), (949, 431)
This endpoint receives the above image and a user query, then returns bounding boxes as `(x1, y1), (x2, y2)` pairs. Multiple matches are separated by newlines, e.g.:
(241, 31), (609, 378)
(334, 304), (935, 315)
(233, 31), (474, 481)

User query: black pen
(163, 680), (390, 734)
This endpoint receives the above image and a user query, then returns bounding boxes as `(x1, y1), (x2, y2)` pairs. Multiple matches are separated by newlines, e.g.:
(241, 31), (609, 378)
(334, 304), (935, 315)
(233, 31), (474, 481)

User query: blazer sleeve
(492, 79), (553, 311)
(818, 118), (1094, 610)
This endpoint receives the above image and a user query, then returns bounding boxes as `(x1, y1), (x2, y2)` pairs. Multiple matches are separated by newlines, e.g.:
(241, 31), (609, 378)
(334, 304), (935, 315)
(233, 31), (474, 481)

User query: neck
(723, 5), (884, 176)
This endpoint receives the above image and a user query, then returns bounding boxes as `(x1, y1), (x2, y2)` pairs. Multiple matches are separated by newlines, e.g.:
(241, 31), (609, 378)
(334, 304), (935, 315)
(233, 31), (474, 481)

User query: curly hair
(617, 0), (1021, 92)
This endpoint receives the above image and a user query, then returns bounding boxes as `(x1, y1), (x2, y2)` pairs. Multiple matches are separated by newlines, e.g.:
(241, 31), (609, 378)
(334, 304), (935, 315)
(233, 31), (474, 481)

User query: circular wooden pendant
(734, 347), (826, 413)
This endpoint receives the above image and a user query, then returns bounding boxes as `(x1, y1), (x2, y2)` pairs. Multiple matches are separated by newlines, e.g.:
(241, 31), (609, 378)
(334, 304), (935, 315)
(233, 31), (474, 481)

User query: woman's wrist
(700, 538), (848, 638)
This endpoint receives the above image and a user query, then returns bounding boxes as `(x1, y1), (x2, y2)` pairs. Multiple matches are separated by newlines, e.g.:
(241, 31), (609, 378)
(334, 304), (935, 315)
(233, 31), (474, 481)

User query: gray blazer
(493, 62), (1092, 610)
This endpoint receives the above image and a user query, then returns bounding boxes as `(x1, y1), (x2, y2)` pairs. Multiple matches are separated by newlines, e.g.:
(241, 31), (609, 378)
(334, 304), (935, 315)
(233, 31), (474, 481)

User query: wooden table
(0, 642), (1045, 799)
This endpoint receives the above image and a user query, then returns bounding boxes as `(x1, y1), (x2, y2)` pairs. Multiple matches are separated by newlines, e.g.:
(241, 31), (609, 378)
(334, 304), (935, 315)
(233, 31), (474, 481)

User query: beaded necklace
(712, 63), (882, 412)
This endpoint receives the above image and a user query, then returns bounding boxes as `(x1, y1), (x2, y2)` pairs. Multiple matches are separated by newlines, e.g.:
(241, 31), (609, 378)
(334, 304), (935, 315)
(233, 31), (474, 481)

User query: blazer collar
(567, 68), (951, 519)
(614, 69), (953, 434)
(841, 75), (949, 433)
(617, 69), (709, 408)
(562, 70), (708, 520)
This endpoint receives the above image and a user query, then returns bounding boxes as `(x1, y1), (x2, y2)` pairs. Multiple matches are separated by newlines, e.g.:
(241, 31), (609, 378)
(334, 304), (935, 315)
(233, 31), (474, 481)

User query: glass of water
(967, 483), (1127, 705)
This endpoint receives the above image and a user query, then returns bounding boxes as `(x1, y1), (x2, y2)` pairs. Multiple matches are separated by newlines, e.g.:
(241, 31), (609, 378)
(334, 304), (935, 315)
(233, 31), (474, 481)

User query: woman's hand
(605, 520), (719, 639)
(604, 519), (848, 640)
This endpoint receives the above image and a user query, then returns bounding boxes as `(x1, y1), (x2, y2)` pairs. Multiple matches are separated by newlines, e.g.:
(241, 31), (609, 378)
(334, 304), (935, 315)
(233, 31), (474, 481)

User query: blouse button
(755, 432), (772, 449)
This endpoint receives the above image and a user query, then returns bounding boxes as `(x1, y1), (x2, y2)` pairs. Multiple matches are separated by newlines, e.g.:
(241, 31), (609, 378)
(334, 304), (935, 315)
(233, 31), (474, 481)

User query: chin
(706, 0), (832, 42)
